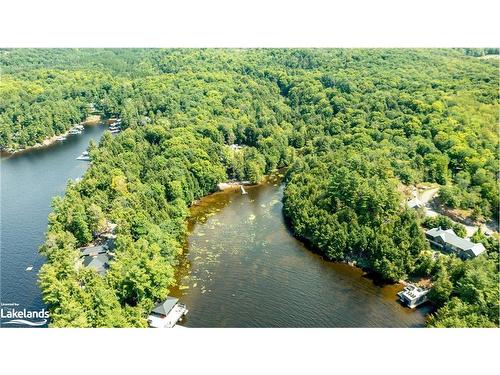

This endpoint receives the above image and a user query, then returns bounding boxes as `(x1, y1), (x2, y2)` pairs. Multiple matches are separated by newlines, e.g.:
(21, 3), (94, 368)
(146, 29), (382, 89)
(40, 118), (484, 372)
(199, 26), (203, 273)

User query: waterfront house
(147, 296), (188, 328)
(79, 223), (117, 274)
(398, 283), (429, 308)
(82, 253), (111, 275)
(80, 236), (116, 257)
(425, 227), (486, 259)
(80, 244), (108, 257)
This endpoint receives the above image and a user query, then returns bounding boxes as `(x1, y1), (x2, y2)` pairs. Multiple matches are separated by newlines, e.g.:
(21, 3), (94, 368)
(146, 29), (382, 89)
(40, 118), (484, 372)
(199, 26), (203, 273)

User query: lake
(0, 124), (107, 327)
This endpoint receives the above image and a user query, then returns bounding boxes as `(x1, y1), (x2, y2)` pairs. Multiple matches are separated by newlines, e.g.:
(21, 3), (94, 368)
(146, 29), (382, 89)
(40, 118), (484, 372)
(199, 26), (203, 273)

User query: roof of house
(80, 245), (108, 256)
(465, 243), (487, 256)
(150, 296), (179, 316)
(104, 237), (116, 251)
(83, 253), (111, 274)
(407, 197), (424, 208)
(426, 227), (486, 254)
(426, 227), (455, 239)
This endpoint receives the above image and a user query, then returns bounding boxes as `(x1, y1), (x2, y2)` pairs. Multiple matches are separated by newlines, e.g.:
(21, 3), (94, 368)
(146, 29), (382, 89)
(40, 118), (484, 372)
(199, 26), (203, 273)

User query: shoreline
(216, 180), (253, 191)
(1, 115), (102, 157)
(177, 170), (431, 327)
(206, 172), (412, 290)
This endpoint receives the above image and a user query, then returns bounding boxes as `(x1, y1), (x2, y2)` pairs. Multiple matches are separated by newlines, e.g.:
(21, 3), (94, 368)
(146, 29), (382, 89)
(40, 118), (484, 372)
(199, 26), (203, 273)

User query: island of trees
(1, 48), (498, 327)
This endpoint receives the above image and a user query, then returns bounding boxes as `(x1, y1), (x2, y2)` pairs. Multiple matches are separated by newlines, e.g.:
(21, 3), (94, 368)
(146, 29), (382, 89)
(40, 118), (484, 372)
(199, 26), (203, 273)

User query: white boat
(56, 136), (67, 141)
(110, 129), (121, 134)
(76, 151), (90, 161)
(68, 128), (82, 135)
(74, 124), (84, 130)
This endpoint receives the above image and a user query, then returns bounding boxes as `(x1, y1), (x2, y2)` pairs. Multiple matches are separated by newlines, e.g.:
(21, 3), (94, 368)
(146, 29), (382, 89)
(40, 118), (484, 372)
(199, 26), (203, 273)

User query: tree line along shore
(1, 115), (102, 155)
(1, 48), (498, 327)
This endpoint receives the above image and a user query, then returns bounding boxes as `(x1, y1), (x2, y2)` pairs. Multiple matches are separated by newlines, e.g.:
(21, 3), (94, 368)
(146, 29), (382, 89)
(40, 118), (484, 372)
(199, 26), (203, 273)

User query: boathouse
(398, 284), (429, 308)
(425, 227), (486, 259)
(148, 296), (188, 328)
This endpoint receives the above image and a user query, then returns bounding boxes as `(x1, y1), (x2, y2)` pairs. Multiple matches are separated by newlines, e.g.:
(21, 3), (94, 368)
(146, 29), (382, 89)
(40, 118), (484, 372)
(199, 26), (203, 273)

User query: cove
(171, 174), (432, 327)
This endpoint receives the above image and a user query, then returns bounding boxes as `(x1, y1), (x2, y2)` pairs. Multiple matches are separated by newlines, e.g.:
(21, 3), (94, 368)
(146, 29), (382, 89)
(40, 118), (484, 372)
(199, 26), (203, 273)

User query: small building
(398, 284), (429, 308)
(407, 197), (424, 209)
(425, 227), (486, 259)
(82, 253), (111, 275)
(147, 296), (188, 328)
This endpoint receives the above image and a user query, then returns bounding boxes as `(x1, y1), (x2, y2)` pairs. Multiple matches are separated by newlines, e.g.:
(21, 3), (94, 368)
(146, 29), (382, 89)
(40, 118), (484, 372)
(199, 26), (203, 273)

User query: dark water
(171, 175), (431, 327)
(0, 124), (107, 327)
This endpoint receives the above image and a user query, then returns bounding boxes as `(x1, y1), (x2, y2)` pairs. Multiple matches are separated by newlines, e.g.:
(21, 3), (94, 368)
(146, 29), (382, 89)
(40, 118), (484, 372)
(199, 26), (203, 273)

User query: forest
(1, 48), (498, 327)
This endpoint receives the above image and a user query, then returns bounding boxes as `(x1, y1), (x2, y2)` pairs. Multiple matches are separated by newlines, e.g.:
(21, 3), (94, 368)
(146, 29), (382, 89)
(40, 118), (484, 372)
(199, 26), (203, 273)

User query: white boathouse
(397, 284), (429, 308)
(148, 296), (188, 328)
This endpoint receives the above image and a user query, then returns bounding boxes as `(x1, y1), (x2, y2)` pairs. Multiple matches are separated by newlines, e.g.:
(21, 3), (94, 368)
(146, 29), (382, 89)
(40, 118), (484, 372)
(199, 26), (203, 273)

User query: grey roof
(445, 234), (477, 251)
(426, 227), (454, 238)
(83, 253), (111, 274)
(465, 243), (487, 256)
(151, 296), (179, 316)
(426, 227), (485, 253)
(80, 245), (107, 256)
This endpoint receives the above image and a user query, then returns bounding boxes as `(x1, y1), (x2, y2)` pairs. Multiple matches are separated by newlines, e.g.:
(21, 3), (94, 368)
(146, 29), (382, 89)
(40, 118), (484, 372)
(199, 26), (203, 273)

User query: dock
(240, 185), (248, 195)
(163, 303), (189, 328)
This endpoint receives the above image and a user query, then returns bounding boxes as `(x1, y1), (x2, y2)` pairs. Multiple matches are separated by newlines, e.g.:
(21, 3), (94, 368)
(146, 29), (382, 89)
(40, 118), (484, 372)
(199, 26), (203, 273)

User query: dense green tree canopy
(2, 48), (497, 327)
